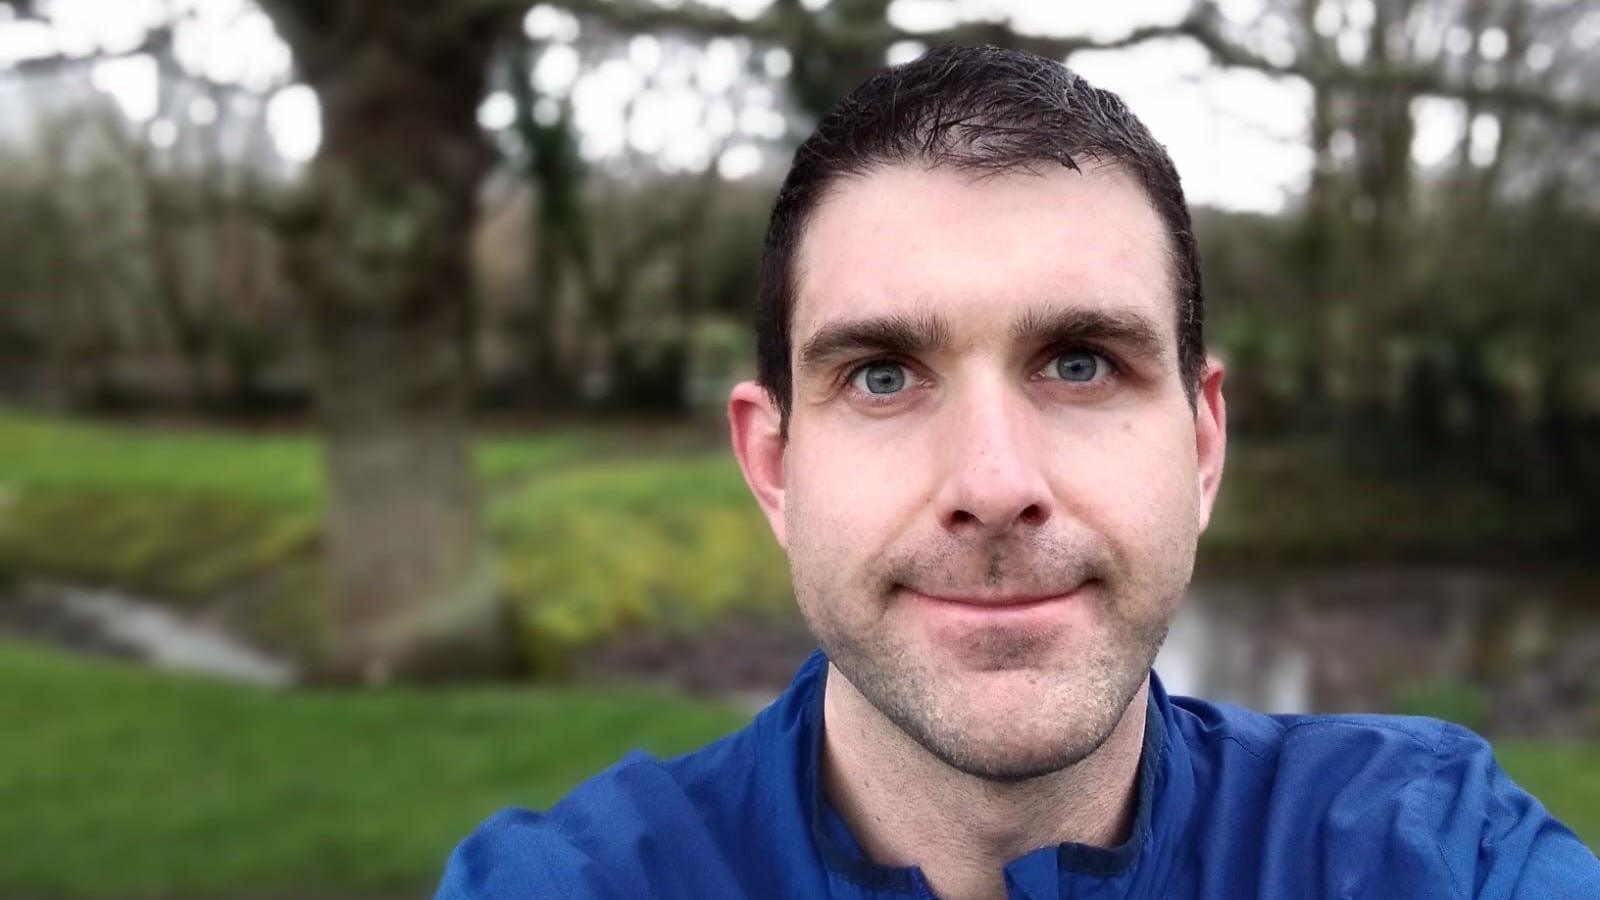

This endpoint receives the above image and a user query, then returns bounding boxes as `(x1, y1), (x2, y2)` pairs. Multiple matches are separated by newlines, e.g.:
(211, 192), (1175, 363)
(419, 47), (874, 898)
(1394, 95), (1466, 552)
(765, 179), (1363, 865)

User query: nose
(932, 379), (1053, 536)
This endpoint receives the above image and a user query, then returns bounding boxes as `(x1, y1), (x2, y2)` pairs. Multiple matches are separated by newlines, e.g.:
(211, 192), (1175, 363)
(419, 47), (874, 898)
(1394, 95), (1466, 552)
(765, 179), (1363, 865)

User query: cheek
(1058, 414), (1200, 547)
(782, 428), (933, 625)
(783, 444), (874, 583)
(786, 425), (928, 540)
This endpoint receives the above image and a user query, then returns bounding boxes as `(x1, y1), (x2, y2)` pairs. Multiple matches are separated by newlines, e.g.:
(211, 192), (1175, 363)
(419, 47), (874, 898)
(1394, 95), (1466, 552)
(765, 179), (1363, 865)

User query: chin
(925, 676), (1134, 780)
(921, 717), (1108, 784)
(843, 648), (1143, 783)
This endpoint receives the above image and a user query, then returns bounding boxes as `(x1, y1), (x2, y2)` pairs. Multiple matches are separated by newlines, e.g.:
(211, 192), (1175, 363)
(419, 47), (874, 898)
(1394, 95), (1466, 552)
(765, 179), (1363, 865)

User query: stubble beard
(794, 530), (1182, 784)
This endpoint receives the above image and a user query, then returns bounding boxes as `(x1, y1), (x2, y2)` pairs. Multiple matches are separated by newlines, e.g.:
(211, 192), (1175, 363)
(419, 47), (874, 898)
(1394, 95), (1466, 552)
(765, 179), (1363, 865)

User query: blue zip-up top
(437, 650), (1597, 899)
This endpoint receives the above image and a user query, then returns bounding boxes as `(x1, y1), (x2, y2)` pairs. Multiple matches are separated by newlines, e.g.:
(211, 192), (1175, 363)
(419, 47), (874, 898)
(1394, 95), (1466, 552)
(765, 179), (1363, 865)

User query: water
(1157, 582), (1315, 713)
(1158, 566), (1600, 735)
(1, 581), (298, 686)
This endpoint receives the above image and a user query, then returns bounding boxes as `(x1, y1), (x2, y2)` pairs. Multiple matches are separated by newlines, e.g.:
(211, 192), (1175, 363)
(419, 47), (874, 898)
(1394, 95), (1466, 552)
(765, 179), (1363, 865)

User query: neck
(820, 665), (1149, 900)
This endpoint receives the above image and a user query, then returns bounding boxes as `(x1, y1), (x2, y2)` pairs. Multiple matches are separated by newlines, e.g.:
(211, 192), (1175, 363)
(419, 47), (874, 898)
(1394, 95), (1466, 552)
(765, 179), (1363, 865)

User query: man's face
(732, 163), (1225, 781)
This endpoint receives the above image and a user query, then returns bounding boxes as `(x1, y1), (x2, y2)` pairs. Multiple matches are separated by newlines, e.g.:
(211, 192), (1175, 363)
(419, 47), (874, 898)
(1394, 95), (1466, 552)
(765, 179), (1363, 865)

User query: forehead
(790, 163), (1175, 353)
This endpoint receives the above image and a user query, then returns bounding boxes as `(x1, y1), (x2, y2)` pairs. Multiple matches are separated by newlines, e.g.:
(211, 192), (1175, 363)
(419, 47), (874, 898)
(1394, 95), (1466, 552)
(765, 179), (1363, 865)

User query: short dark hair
(755, 44), (1205, 431)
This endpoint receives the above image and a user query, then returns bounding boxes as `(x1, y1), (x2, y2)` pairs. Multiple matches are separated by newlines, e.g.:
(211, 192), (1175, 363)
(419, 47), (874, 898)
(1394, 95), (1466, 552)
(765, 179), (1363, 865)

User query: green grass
(0, 411), (586, 512)
(0, 641), (749, 899)
(1496, 743), (1600, 848)
(1, 643), (1593, 899)
(0, 412), (325, 511)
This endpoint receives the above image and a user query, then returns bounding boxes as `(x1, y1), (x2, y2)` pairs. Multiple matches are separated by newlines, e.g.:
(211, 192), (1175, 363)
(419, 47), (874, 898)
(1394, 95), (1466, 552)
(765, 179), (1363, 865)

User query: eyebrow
(795, 304), (1170, 377)
(796, 311), (953, 374)
(1009, 306), (1169, 364)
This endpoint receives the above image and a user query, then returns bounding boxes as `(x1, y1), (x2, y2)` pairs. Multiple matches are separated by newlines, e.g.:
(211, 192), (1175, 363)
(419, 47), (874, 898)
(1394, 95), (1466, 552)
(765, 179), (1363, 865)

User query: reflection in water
(1157, 586), (1313, 713)
(1158, 567), (1600, 737)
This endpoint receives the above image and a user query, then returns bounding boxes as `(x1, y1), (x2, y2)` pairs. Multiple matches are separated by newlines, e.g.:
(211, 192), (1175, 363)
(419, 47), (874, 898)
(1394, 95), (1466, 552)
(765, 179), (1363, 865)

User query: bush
(492, 457), (791, 673)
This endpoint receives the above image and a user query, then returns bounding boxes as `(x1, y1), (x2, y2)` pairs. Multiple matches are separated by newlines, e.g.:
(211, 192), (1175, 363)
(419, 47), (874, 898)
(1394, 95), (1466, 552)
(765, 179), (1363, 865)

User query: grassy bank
(0, 412), (789, 665)
(2, 642), (1594, 899)
(0, 412), (596, 654)
(0, 413), (586, 603)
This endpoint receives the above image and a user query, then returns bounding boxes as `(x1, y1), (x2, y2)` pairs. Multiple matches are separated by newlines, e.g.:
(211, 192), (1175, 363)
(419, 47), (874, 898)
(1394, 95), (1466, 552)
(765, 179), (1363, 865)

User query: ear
(1194, 357), (1227, 533)
(728, 380), (788, 547)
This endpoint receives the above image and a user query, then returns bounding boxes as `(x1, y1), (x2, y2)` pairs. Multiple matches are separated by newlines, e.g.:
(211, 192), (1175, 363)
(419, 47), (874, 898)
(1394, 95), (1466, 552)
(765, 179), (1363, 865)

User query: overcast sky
(0, 0), (1496, 213)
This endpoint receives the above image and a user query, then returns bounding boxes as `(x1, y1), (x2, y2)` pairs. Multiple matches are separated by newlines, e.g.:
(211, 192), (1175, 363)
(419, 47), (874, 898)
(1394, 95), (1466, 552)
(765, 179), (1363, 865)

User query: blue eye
(853, 363), (909, 395)
(1051, 351), (1104, 383)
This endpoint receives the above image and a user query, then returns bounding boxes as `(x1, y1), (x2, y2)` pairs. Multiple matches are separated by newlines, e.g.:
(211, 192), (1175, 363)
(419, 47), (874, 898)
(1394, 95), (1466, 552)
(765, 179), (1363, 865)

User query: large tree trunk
(264, 3), (518, 681)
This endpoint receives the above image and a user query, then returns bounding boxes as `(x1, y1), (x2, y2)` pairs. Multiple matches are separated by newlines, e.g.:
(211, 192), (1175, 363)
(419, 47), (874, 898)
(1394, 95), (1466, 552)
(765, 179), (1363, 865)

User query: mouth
(899, 582), (1092, 611)
(897, 582), (1097, 663)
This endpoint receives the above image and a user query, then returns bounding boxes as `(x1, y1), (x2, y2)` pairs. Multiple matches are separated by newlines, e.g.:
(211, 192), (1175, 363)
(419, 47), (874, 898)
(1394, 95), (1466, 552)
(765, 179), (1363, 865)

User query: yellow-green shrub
(493, 457), (791, 673)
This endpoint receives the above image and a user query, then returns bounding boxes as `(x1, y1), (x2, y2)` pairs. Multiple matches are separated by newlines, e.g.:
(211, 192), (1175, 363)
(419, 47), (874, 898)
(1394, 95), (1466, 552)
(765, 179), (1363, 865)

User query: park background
(2, 0), (1597, 896)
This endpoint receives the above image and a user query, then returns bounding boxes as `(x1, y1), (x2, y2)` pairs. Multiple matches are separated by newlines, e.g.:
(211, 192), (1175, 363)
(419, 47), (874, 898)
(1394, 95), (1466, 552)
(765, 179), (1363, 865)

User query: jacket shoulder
(434, 722), (773, 900)
(435, 807), (628, 900)
(1171, 697), (1597, 898)
(1172, 692), (1451, 768)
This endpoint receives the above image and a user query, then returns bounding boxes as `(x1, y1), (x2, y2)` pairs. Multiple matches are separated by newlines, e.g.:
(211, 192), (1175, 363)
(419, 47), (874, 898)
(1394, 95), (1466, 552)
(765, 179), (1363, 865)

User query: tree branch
(521, 0), (1600, 128)
(1179, 7), (1600, 128)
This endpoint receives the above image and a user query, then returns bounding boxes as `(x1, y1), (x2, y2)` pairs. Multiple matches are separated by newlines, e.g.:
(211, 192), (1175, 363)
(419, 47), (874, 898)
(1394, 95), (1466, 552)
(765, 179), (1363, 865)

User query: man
(437, 45), (1596, 899)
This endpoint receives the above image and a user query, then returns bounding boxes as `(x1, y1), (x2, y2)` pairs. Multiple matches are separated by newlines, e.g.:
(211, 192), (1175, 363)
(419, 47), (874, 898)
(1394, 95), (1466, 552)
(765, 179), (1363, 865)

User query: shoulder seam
(1174, 707), (1278, 765)
(1215, 732), (1273, 765)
